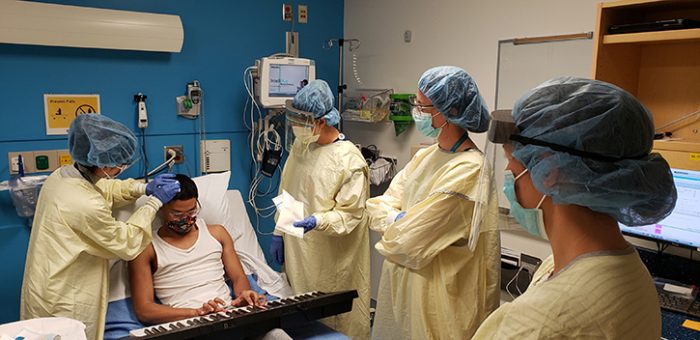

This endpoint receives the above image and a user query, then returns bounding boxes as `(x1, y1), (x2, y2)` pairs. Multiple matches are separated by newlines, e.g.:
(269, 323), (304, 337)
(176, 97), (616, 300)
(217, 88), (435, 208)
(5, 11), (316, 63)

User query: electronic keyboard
(124, 290), (358, 339)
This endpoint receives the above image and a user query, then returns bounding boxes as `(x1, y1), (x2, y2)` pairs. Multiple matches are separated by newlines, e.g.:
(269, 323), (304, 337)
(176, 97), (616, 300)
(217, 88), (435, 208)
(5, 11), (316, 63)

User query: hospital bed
(105, 172), (348, 340)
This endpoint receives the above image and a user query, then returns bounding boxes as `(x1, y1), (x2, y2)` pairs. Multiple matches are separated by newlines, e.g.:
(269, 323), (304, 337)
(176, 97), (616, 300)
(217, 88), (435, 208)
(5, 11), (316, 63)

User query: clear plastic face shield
(284, 99), (317, 152)
(467, 110), (520, 251)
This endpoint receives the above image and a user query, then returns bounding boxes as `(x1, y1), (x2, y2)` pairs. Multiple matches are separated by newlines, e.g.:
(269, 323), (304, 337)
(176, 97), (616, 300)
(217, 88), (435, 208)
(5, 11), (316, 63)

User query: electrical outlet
(164, 145), (184, 164)
(10, 156), (19, 173)
(298, 5), (308, 23)
(8, 151), (36, 174)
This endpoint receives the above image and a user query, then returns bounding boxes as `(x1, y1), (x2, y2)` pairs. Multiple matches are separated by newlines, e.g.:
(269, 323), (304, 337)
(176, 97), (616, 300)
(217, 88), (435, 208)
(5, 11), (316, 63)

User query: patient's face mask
(167, 215), (197, 234)
(165, 201), (200, 235)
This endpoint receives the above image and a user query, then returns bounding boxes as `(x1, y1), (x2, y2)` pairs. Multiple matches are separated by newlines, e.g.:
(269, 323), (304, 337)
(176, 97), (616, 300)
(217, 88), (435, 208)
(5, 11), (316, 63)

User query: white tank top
(152, 218), (232, 309)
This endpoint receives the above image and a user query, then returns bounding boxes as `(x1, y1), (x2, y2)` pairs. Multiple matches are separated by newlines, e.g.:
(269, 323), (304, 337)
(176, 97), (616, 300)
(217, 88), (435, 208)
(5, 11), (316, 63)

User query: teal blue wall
(0, 0), (343, 323)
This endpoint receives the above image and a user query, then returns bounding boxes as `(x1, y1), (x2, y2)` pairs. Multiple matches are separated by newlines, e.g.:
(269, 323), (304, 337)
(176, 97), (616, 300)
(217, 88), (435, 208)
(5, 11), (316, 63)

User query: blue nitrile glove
(146, 173), (177, 195)
(150, 181), (180, 204)
(395, 211), (407, 221)
(270, 235), (284, 265)
(293, 216), (317, 233)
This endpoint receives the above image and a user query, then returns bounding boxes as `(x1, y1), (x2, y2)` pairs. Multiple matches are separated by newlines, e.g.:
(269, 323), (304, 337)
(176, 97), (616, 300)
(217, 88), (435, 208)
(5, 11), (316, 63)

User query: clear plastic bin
(9, 175), (47, 217)
(342, 89), (393, 123)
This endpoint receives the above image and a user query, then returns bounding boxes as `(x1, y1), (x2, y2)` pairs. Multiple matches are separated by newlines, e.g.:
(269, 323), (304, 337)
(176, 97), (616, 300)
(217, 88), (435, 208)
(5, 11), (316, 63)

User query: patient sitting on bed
(128, 174), (289, 339)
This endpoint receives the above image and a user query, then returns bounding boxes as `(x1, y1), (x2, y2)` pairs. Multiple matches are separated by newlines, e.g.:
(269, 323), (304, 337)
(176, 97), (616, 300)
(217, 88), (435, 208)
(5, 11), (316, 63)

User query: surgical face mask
(412, 110), (443, 138)
(291, 123), (319, 145)
(100, 164), (128, 180)
(167, 215), (197, 234)
(503, 169), (548, 240)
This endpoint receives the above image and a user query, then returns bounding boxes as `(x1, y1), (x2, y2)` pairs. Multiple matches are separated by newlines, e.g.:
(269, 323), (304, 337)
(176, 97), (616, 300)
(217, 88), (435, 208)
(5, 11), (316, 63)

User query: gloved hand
(395, 211), (407, 222)
(293, 216), (317, 233)
(149, 181), (180, 204)
(270, 235), (284, 265)
(146, 173), (177, 195)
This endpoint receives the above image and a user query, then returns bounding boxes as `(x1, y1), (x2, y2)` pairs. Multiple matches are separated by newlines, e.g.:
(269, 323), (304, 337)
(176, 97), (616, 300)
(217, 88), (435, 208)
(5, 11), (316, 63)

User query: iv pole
(326, 38), (360, 131)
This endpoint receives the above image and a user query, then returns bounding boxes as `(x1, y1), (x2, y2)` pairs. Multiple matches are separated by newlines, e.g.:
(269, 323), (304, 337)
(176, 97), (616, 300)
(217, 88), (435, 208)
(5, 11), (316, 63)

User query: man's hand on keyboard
(232, 290), (268, 309)
(194, 298), (227, 316)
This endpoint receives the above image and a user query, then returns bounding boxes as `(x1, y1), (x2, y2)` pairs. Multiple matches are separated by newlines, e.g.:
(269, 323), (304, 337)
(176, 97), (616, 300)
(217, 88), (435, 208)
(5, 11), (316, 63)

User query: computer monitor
(255, 57), (315, 108)
(619, 168), (700, 249)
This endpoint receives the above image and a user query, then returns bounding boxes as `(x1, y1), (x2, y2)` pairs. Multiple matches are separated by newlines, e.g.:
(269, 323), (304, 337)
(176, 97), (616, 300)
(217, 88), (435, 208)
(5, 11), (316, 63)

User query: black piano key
(187, 319), (195, 326)
(144, 328), (153, 335)
(158, 325), (167, 332)
(177, 322), (186, 328)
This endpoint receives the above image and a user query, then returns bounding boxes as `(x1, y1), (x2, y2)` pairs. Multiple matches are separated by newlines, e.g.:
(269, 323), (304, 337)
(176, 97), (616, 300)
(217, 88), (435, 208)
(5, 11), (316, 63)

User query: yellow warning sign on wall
(44, 94), (100, 135)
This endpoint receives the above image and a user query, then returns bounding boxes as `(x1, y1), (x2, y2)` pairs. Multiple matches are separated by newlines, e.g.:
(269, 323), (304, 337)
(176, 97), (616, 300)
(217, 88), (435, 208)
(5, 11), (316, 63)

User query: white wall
(344, 0), (611, 300)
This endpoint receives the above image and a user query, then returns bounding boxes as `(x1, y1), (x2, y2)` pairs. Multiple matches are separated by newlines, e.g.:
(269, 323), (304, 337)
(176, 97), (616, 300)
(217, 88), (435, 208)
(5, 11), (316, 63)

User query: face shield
(467, 110), (520, 251)
(285, 99), (317, 152)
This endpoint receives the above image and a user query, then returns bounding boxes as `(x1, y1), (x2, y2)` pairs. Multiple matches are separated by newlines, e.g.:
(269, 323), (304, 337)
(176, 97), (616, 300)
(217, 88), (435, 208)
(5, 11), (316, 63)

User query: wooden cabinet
(593, 0), (700, 170)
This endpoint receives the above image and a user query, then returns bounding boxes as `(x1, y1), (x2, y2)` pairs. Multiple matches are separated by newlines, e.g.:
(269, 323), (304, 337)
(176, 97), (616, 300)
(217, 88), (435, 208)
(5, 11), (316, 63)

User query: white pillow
(192, 171), (233, 229)
(109, 171), (233, 302)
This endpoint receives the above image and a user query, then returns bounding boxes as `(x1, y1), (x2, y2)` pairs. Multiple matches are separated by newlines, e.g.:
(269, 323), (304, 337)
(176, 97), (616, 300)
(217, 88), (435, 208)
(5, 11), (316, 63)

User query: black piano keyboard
(126, 290), (358, 339)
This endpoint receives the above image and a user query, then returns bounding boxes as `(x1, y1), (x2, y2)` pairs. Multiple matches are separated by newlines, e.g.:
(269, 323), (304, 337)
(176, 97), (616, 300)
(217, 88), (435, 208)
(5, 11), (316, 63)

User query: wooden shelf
(654, 140), (700, 153)
(602, 0), (675, 10)
(604, 28), (700, 45)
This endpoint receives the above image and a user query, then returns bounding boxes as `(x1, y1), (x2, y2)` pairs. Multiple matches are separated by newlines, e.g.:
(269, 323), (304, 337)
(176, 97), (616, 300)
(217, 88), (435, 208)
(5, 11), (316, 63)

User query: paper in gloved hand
(272, 190), (305, 239)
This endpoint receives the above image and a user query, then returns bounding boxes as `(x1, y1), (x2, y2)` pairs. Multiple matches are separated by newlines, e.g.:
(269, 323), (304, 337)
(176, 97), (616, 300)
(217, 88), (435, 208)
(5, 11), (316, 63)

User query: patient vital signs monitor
(619, 168), (700, 249)
(254, 57), (315, 108)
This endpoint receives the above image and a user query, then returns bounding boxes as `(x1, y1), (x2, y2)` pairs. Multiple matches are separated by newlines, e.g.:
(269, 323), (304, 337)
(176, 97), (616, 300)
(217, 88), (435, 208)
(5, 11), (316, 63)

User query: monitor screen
(268, 64), (309, 98)
(619, 168), (700, 249)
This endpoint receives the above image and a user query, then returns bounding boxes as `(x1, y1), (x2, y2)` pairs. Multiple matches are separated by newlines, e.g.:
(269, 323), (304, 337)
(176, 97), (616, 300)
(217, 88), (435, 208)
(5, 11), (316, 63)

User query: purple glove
(293, 216), (317, 233)
(270, 235), (284, 265)
(146, 173), (177, 195)
(148, 179), (180, 204)
(395, 211), (407, 222)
